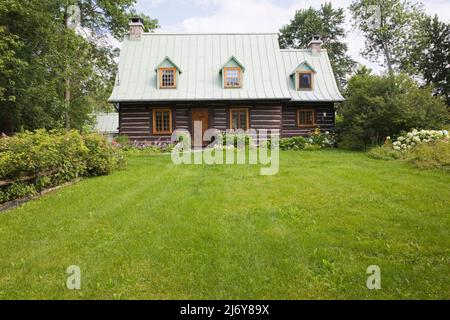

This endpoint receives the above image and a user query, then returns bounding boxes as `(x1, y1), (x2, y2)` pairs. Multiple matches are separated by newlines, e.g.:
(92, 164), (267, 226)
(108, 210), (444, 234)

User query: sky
(131, 0), (450, 73)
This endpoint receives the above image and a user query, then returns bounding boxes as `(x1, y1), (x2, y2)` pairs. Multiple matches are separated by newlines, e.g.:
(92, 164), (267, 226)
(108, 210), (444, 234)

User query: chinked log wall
(119, 105), (152, 142)
(282, 103), (335, 138)
(119, 103), (334, 142)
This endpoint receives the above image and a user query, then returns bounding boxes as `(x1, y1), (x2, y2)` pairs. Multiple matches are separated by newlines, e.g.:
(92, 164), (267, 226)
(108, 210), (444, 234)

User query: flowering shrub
(307, 128), (336, 148)
(279, 129), (335, 151)
(390, 129), (449, 151)
(369, 129), (450, 171)
(120, 129), (335, 153)
(115, 137), (176, 155)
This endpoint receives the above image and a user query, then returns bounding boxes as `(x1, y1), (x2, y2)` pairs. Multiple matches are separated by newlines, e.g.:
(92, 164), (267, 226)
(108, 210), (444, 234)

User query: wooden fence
(0, 169), (59, 187)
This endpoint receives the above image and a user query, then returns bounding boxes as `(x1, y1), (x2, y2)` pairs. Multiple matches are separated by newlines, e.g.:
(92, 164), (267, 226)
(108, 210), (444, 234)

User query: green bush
(84, 133), (126, 176)
(338, 70), (448, 150)
(0, 182), (37, 203)
(368, 140), (450, 171)
(159, 143), (175, 153)
(368, 144), (404, 160)
(0, 129), (87, 181)
(278, 129), (335, 151)
(0, 130), (126, 203)
(303, 144), (322, 151)
(406, 140), (450, 171)
(123, 143), (176, 156)
(114, 135), (130, 149)
(280, 136), (307, 150)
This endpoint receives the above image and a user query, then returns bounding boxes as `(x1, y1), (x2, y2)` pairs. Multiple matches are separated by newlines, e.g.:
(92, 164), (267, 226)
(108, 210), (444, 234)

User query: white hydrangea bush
(388, 129), (449, 151)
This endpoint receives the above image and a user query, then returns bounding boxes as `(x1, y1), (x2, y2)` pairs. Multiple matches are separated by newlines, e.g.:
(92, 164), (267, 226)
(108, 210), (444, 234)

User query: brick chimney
(308, 35), (323, 56)
(129, 17), (145, 41)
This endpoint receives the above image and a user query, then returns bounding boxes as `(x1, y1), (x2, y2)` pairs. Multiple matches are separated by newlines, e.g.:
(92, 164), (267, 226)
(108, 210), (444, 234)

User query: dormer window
(224, 67), (241, 88)
(155, 57), (182, 89)
(290, 61), (315, 91)
(160, 68), (176, 88)
(221, 56), (245, 89)
(298, 72), (312, 90)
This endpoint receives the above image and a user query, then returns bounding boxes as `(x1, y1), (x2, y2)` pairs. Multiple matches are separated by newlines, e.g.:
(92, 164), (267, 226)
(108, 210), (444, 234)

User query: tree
(350, 0), (423, 73)
(59, 1), (158, 129)
(338, 70), (448, 150)
(400, 15), (450, 106)
(0, 0), (158, 134)
(279, 2), (355, 86)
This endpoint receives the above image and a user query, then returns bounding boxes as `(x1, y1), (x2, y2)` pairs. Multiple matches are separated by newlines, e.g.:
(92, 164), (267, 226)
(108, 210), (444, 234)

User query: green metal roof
(280, 49), (344, 102)
(109, 33), (343, 102)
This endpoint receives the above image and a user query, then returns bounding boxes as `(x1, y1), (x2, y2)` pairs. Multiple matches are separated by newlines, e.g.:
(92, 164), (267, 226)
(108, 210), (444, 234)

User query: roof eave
(108, 97), (292, 103)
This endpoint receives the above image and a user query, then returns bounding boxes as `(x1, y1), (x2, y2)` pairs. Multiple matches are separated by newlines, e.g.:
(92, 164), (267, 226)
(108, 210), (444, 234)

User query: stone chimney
(129, 17), (145, 41)
(308, 35), (323, 56)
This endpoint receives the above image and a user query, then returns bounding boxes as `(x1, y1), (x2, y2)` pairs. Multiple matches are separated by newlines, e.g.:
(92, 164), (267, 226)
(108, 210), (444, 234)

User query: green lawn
(0, 150), (449, 299)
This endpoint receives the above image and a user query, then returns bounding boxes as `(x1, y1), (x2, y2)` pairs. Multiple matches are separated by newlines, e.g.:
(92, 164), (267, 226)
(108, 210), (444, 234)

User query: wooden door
(191, 108), (209, 146)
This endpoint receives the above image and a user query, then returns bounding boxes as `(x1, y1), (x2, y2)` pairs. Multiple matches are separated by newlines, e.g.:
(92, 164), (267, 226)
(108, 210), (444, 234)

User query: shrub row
(0, 130), (126, 203)
(115, 129), (335, 154)
(114, 135), (175, 154)
(277, 129), (335, 151)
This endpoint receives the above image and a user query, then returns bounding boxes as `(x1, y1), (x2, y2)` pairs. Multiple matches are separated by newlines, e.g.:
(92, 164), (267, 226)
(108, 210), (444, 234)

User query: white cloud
(160, 0), (378, 71)
(138, 0), (168, 7)
(421, 0), (450, 22)
(172, 0), (292, 33)
(139, 0), (449, 73)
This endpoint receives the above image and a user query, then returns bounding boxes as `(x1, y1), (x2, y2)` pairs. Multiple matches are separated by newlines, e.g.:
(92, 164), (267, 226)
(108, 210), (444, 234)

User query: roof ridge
(280, 49), (328, 52)
(139, 32), (279, 36)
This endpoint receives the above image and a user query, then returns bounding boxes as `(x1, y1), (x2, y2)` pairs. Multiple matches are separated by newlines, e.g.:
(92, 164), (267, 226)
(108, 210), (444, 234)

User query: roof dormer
(155, 57), (182, 89)
(290, 61), (316, 91)
(221, 56), (245, 88)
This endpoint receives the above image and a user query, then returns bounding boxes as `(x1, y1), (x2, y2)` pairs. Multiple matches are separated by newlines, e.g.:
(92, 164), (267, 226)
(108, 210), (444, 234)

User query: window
(297, 109), (315, 127)
(230, 108), (249, 130)
(160, 68), (176, 88)
(297, 72), (312, 90)
(152, 109), (172, 134)
(224, 67), (241, 88)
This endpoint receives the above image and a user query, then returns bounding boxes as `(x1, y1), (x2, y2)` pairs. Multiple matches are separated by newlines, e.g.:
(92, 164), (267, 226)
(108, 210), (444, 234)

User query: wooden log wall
(119, 102), (335, 143)
(281, 103), (335, 138)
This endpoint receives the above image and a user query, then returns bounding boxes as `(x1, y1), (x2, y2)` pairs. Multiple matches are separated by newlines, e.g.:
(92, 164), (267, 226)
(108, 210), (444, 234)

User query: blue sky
(131, 0), (450, 73)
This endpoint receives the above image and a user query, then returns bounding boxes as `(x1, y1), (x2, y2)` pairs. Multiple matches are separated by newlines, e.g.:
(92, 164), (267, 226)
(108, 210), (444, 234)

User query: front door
(191, 108), (209, 147)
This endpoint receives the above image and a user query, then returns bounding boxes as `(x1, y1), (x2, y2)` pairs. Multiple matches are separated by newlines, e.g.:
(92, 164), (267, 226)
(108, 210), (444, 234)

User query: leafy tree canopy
(0, 0), (158, 134)
(400, 14), (450, 106)
(279, 2), (356, 86)
(350, 0), (423, 73)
